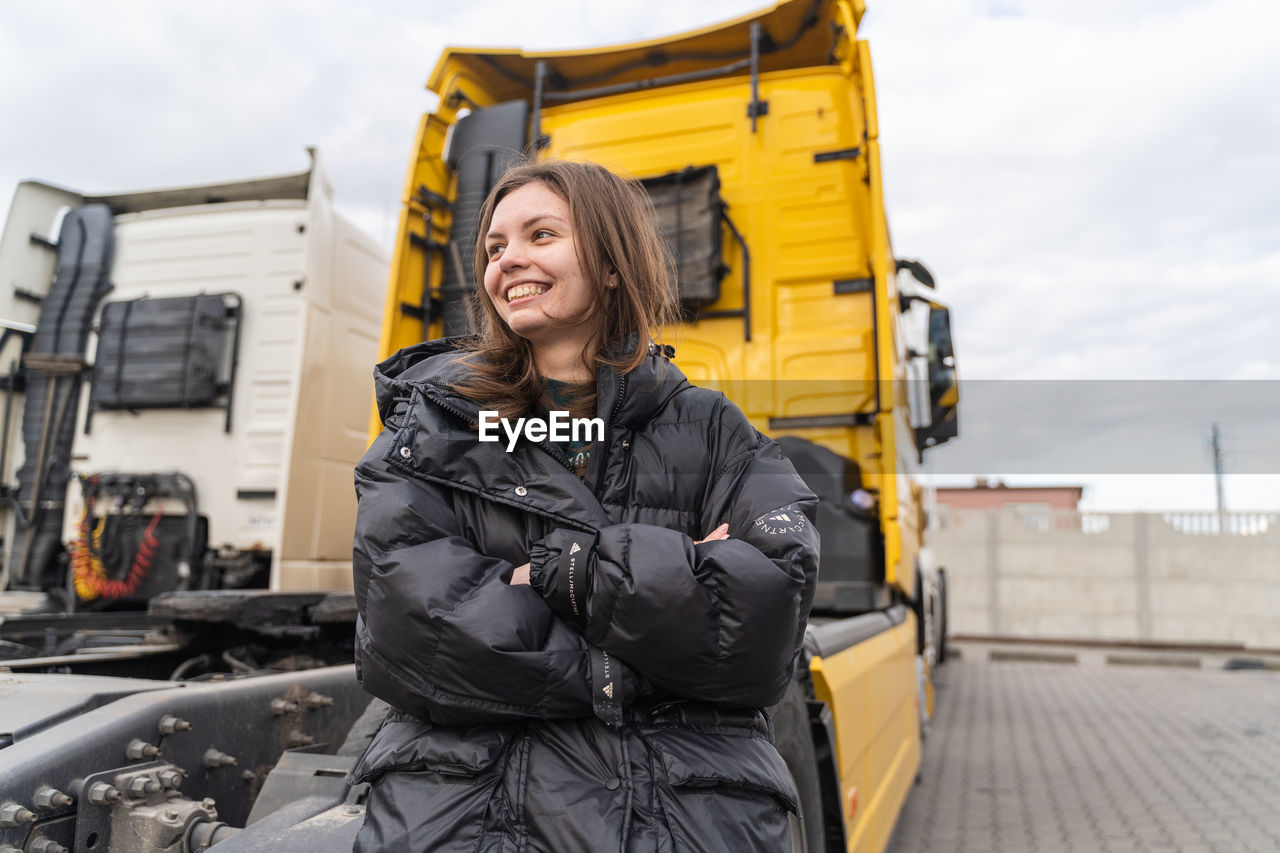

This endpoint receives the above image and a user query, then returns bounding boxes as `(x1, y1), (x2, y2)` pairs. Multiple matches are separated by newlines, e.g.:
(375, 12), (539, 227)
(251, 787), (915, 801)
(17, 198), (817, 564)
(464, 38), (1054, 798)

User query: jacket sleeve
(528, 409), (819, 709)
(353, 428), (644, 725)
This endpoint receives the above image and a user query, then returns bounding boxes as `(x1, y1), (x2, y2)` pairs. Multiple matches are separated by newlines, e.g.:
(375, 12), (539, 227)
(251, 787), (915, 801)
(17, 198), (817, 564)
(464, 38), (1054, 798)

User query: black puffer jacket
(350, 339), (819, 852)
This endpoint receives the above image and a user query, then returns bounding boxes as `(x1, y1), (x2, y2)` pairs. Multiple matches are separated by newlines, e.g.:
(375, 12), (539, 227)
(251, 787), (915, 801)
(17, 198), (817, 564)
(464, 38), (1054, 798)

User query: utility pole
(1211, 423), (1226, 532)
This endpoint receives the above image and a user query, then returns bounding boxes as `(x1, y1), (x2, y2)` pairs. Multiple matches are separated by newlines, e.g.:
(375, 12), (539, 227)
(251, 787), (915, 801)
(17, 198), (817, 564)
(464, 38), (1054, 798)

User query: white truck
(0, 151), (384, 649)
(0, 155), (397, 853)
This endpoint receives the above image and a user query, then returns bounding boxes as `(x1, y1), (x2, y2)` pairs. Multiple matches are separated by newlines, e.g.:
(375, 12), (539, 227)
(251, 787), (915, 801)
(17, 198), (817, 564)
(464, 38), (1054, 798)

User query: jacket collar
(373, 336), (690, 431)
(374, 337), (691, 530)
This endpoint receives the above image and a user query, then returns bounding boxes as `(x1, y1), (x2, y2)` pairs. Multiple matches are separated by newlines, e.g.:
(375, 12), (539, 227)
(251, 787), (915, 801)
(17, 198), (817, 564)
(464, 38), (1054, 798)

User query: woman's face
(483, 181), (602, 354)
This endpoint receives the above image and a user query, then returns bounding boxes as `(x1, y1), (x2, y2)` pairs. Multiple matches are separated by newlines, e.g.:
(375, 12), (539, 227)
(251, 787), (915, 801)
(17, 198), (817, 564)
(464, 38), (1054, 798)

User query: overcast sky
(2, 0), (1277, 511)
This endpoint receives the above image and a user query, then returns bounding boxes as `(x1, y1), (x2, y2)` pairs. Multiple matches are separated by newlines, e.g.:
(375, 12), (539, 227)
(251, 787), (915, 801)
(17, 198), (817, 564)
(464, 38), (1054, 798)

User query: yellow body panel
(810, 615), (922, 852)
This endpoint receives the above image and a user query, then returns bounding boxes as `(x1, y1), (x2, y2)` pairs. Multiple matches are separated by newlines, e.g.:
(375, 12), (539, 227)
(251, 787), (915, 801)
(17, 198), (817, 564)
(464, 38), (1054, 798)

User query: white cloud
(860, 0), (1280, 383)
(0, 0), (767, 237)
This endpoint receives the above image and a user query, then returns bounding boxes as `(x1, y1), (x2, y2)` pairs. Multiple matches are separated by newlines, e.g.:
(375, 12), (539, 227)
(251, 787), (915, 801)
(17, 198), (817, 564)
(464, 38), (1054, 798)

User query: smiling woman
(349, 159), (821, 852)
(481, 182), (601, 369)
(459, 159), (679, 413)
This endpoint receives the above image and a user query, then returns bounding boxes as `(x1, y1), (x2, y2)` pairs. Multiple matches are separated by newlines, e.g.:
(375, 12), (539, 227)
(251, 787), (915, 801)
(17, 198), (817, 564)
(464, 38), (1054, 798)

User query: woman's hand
(514, 523), (728, 586)
(515, 523), (727, 587)
(694, 522), (730, 544)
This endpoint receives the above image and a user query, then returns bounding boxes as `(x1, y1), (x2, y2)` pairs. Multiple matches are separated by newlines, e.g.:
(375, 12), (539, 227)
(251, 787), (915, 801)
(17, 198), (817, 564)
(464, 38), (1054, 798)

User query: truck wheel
(772, 679), (825, 853)
(337, 696), (391, 756)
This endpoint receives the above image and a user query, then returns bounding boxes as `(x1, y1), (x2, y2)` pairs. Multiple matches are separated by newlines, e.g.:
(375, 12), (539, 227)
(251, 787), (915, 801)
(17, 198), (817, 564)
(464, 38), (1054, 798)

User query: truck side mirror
(918, 306), (959, 449)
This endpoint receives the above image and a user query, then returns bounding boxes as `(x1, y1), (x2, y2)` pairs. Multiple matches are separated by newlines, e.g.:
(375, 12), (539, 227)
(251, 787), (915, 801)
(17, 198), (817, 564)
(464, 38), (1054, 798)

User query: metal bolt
(127, 738), (162, 761)
(621, 440), (631, 450)
(86, 782), (121, 806)
(399, 446), (412, 459)
(203, 748), (237, 768)
(303, 691), (334, 709)
(127, 777), (161, 798)
(29, 839), (69, 853)
(158, 715), (192, 735)
(0, 844), (23, 853)
(157, 769), (185, 789)
(161, 808), (180, 823)
(32, 786), (73, 811)
(201, 797), (218, 817)
(515, 485), (528, 496)
(270, 698), (299, 716)
(0, 802), (36, 826)
(241, 770), (257, 782)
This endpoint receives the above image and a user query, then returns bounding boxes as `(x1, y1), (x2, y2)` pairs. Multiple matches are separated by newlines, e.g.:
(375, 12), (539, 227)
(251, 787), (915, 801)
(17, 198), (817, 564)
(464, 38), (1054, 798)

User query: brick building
(933, 479), (1084, 531)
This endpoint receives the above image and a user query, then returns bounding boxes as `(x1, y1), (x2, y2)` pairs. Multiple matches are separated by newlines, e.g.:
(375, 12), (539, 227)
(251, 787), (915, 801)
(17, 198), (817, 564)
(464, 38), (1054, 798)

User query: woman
(350, 159), (819, 851)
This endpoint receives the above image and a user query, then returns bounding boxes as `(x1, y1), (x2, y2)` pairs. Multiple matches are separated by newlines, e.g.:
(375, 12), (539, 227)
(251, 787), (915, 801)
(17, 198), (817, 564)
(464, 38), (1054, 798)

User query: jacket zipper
(591, 374), (628, 499)
(423, 388), (477, 427)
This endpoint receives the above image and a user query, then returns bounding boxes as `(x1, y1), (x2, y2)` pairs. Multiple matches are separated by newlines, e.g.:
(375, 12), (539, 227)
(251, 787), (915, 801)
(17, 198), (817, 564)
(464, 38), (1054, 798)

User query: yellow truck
(380, 0), (960, 849)
(0, 3), (958, 851)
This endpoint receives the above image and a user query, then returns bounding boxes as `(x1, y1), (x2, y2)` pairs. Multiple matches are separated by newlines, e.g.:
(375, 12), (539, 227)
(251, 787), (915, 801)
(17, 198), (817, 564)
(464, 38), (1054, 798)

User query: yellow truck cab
(381, 1), (960, 849)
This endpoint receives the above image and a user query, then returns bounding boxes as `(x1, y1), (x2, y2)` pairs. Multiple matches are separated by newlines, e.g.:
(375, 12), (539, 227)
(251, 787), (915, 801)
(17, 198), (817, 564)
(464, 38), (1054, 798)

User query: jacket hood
(372, 337), (693, 429)
(372, 337), (471, 424)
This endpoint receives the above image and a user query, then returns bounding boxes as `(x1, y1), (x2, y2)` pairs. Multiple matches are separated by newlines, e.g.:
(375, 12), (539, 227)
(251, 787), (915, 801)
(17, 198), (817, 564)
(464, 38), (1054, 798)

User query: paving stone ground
(886, 646), (1280, 853)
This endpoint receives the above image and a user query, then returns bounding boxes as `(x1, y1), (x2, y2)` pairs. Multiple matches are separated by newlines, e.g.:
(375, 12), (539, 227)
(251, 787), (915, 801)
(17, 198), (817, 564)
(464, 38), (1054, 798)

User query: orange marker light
(847, 786), (859, 820)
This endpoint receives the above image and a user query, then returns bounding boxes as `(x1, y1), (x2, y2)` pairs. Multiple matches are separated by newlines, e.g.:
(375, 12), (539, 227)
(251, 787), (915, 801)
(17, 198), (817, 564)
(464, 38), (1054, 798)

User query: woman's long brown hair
(451, 159), (678, 420)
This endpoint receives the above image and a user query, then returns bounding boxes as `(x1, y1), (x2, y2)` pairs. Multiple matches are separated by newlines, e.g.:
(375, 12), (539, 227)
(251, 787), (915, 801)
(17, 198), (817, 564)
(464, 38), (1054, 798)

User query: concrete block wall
(932, 509), (1280, 649)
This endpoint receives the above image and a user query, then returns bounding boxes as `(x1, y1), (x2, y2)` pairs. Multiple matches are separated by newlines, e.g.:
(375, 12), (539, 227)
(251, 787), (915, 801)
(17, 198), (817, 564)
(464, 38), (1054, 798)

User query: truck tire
(337, 696), (391, 756)
(772, 679), (825, 853)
